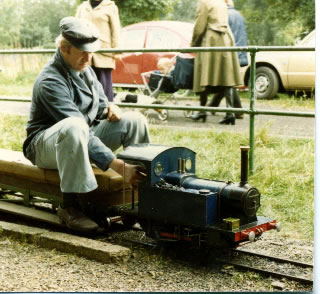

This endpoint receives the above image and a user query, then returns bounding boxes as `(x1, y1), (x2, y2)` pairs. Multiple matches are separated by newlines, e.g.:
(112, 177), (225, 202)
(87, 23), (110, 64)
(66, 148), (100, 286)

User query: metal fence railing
(0, 46), (315, 174)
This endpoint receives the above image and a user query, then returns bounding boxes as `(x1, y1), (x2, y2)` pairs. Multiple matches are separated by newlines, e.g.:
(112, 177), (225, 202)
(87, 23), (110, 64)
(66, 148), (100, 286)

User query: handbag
(172, 56), (194, 89)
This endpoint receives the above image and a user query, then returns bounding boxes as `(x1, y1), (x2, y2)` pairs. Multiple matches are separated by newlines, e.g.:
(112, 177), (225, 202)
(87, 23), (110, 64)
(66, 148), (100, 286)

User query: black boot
(218, 114), (235, 125)
(219, 87), (236, 125)
(233, 88), (244, 119)
(191, 91), (208, 122)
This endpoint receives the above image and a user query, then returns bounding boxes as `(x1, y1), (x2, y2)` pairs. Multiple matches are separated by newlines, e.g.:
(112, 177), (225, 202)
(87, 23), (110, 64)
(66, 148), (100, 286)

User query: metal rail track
(216, 248), (313, 285)
(233, 248), (313, 268)
(111, 236), (313, 285)
(120, 238), (158, 248)
(0, 192), (313, 285)
(121, 237), (313, 285)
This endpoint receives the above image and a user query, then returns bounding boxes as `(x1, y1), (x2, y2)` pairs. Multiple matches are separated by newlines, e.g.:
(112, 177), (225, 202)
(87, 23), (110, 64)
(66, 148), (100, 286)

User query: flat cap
(60, 16), (101, 52)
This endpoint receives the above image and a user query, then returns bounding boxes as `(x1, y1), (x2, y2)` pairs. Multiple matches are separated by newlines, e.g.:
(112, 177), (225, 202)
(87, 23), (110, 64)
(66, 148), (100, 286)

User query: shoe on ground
(236, 114), (244, 119)
(57, 205), (99, 233)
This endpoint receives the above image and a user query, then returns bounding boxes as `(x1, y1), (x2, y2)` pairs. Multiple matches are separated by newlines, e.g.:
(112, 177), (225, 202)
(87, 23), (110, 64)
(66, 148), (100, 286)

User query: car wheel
(253, 66), (279, 99)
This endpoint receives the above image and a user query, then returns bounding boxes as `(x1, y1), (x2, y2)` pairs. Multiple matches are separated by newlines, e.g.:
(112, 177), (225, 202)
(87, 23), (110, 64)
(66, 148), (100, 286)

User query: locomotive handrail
(0, 46), (315, 174)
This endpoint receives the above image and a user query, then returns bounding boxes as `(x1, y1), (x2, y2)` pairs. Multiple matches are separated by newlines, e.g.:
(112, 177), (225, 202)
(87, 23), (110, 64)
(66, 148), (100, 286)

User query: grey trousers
(33, 111), (150, 193)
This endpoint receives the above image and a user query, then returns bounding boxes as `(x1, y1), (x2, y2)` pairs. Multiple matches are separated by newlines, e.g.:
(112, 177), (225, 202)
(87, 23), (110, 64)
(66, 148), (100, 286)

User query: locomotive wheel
(122, 215), (137, 228)
(139, 220), (168, 241)
(139, 220), (158, 240)
(139, 221), (185, 246)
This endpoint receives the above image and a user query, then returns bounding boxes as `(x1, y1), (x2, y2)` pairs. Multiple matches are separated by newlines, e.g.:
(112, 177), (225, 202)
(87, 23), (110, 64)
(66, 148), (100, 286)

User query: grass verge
(0, 113), (314, 241)
(149, 125), (314, 241)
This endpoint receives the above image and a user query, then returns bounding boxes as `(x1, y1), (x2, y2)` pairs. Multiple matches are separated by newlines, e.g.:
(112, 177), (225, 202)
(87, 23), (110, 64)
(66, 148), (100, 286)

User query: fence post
(249, 50), (257, 175)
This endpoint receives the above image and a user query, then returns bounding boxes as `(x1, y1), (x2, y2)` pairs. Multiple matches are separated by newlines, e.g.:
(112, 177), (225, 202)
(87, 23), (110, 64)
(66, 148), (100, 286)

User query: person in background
(208, 0), (248, 119)
(76, 0), (121, 102)
(190, 0), (242, 125)
(22, 17), (150, 233)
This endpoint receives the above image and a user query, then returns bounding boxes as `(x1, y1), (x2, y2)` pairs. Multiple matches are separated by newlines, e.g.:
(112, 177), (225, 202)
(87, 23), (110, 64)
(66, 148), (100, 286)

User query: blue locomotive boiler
(117, 144), (280, 247)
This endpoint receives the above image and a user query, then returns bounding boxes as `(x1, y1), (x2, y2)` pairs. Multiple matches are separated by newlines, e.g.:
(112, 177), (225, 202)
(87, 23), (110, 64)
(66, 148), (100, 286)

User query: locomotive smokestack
(240, 146), (250, 186)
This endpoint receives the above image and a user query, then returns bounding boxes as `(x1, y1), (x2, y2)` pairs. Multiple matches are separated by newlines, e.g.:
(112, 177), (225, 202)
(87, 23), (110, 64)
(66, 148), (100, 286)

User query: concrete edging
(0, 221), (131, 263)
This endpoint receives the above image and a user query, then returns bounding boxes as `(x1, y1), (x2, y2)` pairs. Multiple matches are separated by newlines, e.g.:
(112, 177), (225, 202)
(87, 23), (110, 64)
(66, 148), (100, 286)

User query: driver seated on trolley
(23, 16), (150, 233)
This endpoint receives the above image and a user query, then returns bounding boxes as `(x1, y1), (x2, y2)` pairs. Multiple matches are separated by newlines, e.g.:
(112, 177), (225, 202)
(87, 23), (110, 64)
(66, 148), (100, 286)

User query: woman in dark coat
(191, 0), (242, 124)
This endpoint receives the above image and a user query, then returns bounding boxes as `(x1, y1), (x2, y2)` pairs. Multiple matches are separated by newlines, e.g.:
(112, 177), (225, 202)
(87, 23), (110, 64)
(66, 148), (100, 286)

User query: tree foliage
(0, 0), (23, 48)
(164, 0), (196, 22)
(0, 0), (75, 48)
(0, 0), (315, 48)
(20, 0), (76, 48)
(163, 0), (315, 45)
(114, 0), (172, 26)
(76, 0), (172, 26)
(264, 0), (315, 32)
(234, 0), (315, 45)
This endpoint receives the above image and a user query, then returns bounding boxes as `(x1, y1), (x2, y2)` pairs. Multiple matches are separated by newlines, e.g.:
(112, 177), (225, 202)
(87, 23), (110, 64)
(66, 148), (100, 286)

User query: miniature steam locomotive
(115, 144), (280, 247)
(0, 144), (280, 248)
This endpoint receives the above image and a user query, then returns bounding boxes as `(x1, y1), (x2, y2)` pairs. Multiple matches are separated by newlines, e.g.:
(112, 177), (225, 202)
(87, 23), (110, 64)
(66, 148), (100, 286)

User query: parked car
(241, 30), (315, 99)
(112, 21), (194, 88)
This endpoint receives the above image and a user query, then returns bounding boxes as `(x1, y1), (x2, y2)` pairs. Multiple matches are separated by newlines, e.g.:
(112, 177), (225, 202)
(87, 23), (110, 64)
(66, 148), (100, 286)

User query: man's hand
(124, 164), (146, 186)
(109, 158), (146, 186)
(105, 104), (122, 122)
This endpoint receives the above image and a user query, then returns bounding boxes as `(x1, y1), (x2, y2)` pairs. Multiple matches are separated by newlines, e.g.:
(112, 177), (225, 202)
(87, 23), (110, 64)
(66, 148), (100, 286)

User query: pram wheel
(152, 100), (169, 121)
(183, 103), (194, 118)
(157, 109), (169, 121)
(143, 88), (150, 96)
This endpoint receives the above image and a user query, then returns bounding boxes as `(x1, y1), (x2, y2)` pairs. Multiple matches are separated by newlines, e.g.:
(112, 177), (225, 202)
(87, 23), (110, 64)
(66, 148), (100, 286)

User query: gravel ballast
(0, 221), (313, 292)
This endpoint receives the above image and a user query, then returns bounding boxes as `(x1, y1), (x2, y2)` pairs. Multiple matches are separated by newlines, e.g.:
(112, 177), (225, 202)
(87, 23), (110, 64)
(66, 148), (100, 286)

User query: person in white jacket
(76, 0), (121, 102)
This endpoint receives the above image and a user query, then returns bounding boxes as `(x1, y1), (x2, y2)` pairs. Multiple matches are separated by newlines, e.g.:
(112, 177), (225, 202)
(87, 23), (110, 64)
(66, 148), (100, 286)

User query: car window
(301, 31), (315, 46)
(295, 30), (315, 46)
(146, 28), (182, 49)
(121, 28), (146, 48)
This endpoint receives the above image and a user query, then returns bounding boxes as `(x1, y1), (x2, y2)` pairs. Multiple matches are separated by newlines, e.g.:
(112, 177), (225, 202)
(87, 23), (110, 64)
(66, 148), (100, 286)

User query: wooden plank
(0, 173), (138, 206)
(0, 174), (62, 196)
(0, 149), (139, 212)
(0, 201), (64, 227)
(0, 148), (128, 192)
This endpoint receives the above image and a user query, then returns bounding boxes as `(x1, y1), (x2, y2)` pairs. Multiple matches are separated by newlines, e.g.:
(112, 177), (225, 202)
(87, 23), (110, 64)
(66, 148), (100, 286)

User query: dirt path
(0, 100), (314, 139)
(144, 100), (315, 139)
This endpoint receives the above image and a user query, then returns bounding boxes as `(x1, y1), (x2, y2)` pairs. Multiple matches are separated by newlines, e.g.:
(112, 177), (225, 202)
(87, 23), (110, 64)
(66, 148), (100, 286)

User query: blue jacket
(23, 49), (113, 169)
(228, 6), (249, 67)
